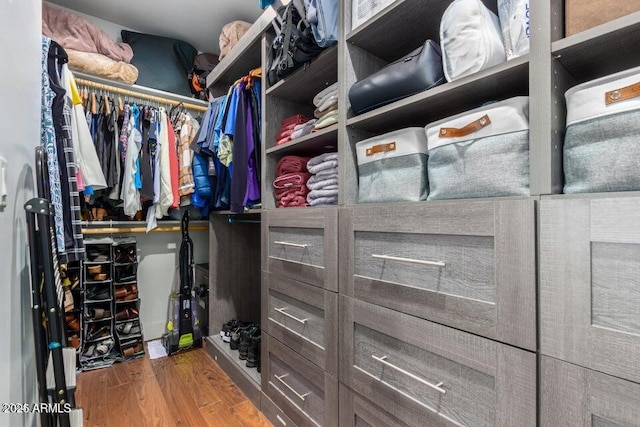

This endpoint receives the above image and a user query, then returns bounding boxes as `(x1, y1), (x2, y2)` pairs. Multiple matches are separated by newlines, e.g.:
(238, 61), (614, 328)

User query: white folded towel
(313, 82), (339, 107)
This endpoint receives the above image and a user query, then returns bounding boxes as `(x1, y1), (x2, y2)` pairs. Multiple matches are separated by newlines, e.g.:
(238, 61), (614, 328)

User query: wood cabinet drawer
(261, 392), (297, 427)
(264, 334), (339, 427)
(264, 208), (338, 291)
(339, 199), (536, 350)
(540, 196), (640, 384)
(262, 272), (338, 377)
(541, 356), (640, 427)
(340, 296), (536, 427)
(339, 384), (411, 427)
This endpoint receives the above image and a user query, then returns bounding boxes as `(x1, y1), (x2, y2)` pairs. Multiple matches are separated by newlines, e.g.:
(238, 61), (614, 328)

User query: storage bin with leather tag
(356, 128), (428, 203)
(348, 40), (445, 115)
(425, 96), (530, 200)
(564, 66), (640, 193)
(565, 0), (640, 37)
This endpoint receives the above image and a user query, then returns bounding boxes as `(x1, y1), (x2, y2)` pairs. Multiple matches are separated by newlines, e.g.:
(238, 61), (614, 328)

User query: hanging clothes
(41, 36), (65, 252)
(167, 119), (180, 209)
(95, 96), (118, 188)
(178, 113), (197, 202)
(60, 65), (107, 191)
(45, 39), (85, 262)
(156, 108), (173, 218)
(121, 104), (142, 216)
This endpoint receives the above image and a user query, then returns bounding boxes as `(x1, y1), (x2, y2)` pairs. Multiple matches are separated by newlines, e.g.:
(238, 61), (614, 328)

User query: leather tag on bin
(366, 142), (396, 156)
(439, 114), (491, 138)
(605, 82), (640, 105)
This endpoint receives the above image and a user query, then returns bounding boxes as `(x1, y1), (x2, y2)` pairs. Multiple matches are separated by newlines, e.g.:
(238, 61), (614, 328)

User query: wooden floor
(76, 344), (272, 427)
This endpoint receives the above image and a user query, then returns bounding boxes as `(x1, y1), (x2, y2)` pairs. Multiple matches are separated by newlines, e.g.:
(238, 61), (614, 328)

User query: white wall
(0, 0), (42, 426)
(44, 1), (139, 43)
(135, 229), (209, 340)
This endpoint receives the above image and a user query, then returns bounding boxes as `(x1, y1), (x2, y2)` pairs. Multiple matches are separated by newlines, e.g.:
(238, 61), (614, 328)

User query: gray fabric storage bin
(425, 97), (530, 200)
(564, 66), (640, 193)
(356, 128), (428, 203)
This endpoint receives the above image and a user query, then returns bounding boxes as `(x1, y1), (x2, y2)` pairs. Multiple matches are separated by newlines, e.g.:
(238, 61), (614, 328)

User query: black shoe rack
(79, 237), (145, 370)
(113, 238), (145, 360)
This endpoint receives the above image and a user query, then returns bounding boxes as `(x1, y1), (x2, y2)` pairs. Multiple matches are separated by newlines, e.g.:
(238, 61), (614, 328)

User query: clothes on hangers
(43, 36), (85, 262)
(196, 68), (262, 213)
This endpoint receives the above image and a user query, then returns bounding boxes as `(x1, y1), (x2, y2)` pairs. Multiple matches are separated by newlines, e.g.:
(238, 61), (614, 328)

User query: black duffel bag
(349, 40), (446, 115)
(267, 0), (324, 86)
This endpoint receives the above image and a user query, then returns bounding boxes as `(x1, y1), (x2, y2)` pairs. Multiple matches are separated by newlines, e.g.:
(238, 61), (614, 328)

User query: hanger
(104, 93), (112, 115)
(118, 96), (124, 116)
(91, 91), (97, 115)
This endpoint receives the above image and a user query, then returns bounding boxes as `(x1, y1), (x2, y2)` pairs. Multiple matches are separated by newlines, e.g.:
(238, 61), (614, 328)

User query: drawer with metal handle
(340, 296), (536, 427)
(339, 198), (536, 351)
(262, 272), (338, 376)
(541, 195), (640, 384)
(339, 384), (411, 427)
(265, 208), (338, 291)
(264, 334), (338, 427)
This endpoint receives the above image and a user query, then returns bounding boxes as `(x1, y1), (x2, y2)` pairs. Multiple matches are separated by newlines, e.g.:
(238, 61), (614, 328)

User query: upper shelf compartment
(346, 0), (498, 62)
(552, 11), (640, 83)
(206, 7), (276, 92)
(266, 45), (338, 105)
(347, 55), (529, 134)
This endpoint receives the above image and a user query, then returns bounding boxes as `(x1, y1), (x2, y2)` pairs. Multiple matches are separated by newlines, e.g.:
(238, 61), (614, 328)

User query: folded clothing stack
(306, 152), (339, 206)
(276, 114), (313, 146)
(312, 83), (339, 131)
(274, 155), (312, 208)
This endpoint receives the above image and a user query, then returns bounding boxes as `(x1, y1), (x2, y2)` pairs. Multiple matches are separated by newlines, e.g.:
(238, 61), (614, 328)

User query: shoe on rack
(87, 265), (102, 275)
(246, 332), (261, 370)
(230, 324), (250, 350)
(221, 320), (246, 343)
(64, 288), (75, 312)
(95, 339), (114, 355)
(86, 307), (111, 320)
(86, 287), (110, 301)
(114, 245), (136, 264)
(66, 314), (80, 331)
(239, 325), (260, 360)
(67, 335), (80, 349)
(86, 325), (110, 342)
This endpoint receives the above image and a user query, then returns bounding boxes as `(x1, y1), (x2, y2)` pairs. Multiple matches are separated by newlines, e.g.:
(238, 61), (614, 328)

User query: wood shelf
(206, 7), (276, 90)
(346, 0), (497, 62)
(552, 11), (640, 83)
(266, 45), (338, 105)
(346, 55), (529, 134)
(266, 125), (338, 156)
(205, 336), (261, 407)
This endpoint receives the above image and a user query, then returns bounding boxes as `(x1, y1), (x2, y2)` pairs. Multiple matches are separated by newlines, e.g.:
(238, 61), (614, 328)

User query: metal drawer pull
(275, 374), (310, 401)
(274, 241), (308, 248)
(274, 307), (308, 324)
(371, 254), (445, 267)
(372, 355), (446, 394)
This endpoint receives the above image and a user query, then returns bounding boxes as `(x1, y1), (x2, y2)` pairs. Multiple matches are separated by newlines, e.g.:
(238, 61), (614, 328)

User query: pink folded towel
(276, 156), (310, 176)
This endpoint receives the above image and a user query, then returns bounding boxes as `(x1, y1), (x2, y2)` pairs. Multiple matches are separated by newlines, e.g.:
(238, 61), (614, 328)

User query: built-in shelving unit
(345, 55), (529, 133)
(266, 45), (339, 104)
(206, 7), (277, 96)
(551, 11), (640, 83)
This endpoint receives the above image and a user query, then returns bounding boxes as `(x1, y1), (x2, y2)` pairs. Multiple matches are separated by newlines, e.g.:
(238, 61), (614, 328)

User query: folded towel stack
(306, 152), (339, 206)
(276, 114), (313, 146)
(312, 83), (339, 131)
(274, 155), (312, 208)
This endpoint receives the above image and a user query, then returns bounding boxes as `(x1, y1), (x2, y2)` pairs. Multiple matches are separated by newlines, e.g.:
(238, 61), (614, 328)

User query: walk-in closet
(3, 0), (640, 426)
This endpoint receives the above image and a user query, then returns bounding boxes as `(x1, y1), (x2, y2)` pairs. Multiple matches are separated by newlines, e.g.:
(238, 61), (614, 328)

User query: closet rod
(82, 225), (209, 235)
(74, 77), (209, 113)
(227, 216), (261, 224)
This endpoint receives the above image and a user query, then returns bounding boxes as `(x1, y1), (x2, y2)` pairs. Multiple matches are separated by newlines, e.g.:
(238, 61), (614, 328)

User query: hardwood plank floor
(76, 344), (272, 427)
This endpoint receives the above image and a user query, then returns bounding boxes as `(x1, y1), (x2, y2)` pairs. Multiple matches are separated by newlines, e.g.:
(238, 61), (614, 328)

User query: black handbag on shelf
(348, 39), (446, 115)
